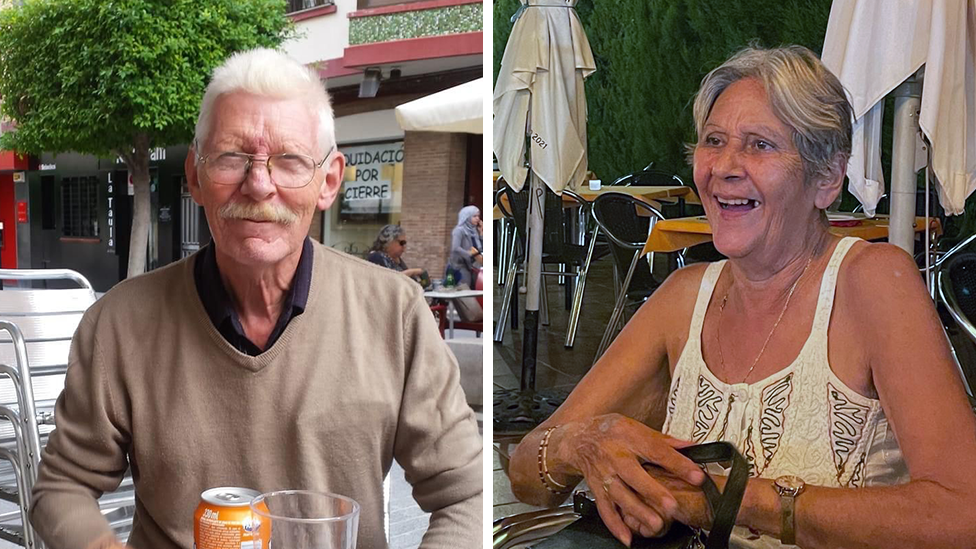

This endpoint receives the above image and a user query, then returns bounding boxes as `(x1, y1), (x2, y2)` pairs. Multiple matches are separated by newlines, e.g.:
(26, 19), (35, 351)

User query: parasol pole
(889, 72), (923, 255)
(520, 172), (545, 391)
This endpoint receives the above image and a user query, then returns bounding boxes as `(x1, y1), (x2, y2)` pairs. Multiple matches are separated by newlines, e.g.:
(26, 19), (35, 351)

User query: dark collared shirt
(193, 238), (313, 356)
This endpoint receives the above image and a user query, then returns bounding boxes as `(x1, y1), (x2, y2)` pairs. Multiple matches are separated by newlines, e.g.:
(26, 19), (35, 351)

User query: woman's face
(693, 78), (820, 261)
(385, 232), (407, 259)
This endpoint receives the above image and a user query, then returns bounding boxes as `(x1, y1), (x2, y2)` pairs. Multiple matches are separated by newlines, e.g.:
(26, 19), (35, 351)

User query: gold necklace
(717, 257), (813, 384)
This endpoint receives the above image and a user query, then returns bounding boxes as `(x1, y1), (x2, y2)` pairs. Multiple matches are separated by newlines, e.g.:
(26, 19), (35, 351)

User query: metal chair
(495, 187), (516, 286)
(493, 505), (578, 549)
(591, 193), (682, 362)
(610, 163), (686, 188)
(0, 269), (136, 548)
(494, 185), (599, 348)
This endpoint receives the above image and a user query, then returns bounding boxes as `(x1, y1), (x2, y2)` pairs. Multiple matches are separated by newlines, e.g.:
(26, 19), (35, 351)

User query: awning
(395, 78), (483, 134)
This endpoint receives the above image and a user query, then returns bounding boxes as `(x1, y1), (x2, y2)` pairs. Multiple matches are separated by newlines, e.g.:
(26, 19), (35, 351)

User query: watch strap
(779, 490), (797, 544)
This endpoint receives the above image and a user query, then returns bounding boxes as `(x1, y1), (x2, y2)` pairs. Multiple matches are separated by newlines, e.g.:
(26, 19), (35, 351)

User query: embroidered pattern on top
(663, 376), (681, 433)
(755, 373), (794, 476)
(693, 375), (724, 443)
(828, 381), (870, 484)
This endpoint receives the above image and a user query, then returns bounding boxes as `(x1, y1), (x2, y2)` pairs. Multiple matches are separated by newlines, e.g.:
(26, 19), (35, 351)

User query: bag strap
(677, 442), (749, 549)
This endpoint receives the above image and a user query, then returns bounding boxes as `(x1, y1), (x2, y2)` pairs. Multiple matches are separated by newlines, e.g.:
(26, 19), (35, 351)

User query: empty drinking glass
(250, 490), (360, 549)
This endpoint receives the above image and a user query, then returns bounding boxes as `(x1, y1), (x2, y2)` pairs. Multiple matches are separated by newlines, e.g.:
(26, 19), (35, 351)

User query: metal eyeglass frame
(195, 144), (336, 189)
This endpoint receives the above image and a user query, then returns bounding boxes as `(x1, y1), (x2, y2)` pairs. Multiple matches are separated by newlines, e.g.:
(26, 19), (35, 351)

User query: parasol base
(493, 387), (571, 436)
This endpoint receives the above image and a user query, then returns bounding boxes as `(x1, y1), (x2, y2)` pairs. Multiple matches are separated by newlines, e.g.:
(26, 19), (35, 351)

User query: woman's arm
(649, 244), (976, 548)
(508, 265), (708, 545)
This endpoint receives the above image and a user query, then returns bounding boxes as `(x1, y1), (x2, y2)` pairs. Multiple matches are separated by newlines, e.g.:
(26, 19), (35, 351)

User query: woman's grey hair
(194, 48), (336, 158)
(690, 45), (853, 182)
(370, 224), (405, 253)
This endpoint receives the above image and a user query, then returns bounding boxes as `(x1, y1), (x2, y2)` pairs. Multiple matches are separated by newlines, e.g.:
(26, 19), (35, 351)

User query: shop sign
(106, 173), (115, 252)
(39, 164), (56, 171)
(116, 147), (166, 165)
(11, 172), (24, 183)
(339, 141), (404, 216)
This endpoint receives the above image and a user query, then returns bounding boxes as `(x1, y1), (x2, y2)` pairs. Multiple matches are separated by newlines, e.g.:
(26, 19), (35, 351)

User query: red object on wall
(0, 175), (17, 268)
(15, 201), (27, 223)
(0, 151), (30, 171)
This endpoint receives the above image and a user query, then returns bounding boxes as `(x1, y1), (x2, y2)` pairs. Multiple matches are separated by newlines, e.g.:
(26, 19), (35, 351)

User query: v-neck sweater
(30, 241), (483, 549)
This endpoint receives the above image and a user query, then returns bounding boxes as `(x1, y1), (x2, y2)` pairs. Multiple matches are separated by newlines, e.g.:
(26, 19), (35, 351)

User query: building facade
(0, 0), (482, 290)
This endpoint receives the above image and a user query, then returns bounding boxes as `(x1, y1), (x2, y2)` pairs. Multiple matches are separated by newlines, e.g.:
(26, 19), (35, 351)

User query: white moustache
(218, 201), (299, 225)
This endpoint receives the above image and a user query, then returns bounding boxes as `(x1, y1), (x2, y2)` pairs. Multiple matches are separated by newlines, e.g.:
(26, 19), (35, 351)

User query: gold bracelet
(538, 426), (571, 493)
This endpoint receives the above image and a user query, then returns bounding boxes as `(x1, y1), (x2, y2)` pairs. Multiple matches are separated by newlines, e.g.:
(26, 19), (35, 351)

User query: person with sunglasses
(367, 224), (428, 285)
(29, 48), (482, 549)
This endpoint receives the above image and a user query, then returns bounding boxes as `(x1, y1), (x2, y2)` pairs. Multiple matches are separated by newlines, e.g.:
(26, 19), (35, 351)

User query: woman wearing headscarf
(366, 224), (426, 284)
(507, 45), (976, 548)
(447, 205), (483, 287)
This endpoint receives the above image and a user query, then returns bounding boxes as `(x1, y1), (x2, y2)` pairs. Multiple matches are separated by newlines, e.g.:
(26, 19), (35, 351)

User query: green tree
(0, 0), (293, 277)
(493, 0), (831, 184)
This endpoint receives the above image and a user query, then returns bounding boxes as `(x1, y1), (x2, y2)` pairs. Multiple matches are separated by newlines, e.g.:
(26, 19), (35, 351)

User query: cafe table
(424, 288), (483, 338)
(494, 184), (700, 221)
(642, 213), (942, 255)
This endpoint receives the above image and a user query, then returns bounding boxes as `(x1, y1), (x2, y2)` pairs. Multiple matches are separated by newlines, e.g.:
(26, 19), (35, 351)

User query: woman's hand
(642, 465), (712, 530)
(402, 267), (424, 278)
(551, 414), (705, 546)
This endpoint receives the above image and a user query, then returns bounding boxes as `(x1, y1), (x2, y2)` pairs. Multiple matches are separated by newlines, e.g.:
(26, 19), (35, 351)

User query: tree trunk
(118, 134), (152, 278)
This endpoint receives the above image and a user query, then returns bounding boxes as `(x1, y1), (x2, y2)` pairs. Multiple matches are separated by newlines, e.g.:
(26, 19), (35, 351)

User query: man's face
(186, 91), (344, 268)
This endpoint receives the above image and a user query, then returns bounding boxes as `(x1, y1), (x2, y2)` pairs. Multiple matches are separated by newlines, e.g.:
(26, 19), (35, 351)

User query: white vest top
(662, 238), (908, 546)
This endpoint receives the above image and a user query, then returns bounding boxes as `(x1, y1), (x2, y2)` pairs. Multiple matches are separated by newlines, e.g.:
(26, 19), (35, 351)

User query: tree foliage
(0, 0), (294, 276)
(0, 0), (294, 156)
(493, 0), (832, 184)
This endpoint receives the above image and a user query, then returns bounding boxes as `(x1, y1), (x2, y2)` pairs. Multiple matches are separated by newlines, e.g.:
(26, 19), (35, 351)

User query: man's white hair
(194, 48), (335, 158)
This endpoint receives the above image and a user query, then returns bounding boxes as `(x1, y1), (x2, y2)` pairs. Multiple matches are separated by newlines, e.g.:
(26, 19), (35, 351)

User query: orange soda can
(194, 487), (270, 549)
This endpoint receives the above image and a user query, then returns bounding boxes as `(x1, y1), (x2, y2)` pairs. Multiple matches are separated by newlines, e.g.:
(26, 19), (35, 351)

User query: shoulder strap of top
(809, 237), (861, 337)
(686, 261), (727, 346)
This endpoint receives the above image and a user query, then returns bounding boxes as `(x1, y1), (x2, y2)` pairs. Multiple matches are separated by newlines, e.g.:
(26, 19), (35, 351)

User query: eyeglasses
(398, 240), (407, 246)
(197, 146), (334, 189)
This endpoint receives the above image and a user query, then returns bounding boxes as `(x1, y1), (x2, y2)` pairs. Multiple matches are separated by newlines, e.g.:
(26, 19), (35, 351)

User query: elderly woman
(366, 224), (425, 282)
(447, 205), (483, 287)
(508, 45), (976, 548)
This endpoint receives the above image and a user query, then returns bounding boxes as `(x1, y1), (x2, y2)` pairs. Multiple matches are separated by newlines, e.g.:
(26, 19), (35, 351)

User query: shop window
(41, 175), (56, 230)
(287, 0), (333, 13)
(61, 176), (99, 238)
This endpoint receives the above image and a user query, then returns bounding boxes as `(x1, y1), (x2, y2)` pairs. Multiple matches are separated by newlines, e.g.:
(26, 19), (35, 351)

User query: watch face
(776, 475), (804, 491)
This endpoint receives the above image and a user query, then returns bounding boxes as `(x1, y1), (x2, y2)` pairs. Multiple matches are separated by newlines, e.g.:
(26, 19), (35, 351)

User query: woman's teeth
(717, 198), (759, 209)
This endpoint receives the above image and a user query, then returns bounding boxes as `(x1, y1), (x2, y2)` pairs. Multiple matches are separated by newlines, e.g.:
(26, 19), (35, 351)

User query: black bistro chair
(611, 163), (687, 188)
(934, 233), (976, 400)
(494, 184), (599, 348)
(591, 192), (684, 362)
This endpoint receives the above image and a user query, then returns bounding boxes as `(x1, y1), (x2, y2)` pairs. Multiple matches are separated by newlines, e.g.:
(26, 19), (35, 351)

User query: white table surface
(424, 289), (483, 299)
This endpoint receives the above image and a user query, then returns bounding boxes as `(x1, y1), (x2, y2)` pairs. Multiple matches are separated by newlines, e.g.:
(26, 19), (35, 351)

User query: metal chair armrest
(0, 269), (94, 292)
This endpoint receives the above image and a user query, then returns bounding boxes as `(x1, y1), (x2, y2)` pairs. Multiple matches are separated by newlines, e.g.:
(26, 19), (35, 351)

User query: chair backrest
(503, 184), (591, 264)
(612, 167), (684, 188)
(940, 252), (976, 341)
(592, 193), (664, 294)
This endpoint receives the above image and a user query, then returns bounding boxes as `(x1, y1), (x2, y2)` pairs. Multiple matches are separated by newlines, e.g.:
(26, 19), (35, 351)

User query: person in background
(447, 205), (483, 287)
(30, 47), (481, 549)
(367, 224), (428, 285)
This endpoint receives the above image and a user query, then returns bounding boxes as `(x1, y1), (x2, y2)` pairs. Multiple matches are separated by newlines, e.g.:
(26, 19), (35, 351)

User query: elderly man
(29, 48), (482, 549)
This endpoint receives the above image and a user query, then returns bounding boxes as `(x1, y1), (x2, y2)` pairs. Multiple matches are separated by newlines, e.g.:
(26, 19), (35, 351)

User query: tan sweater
(30, 242), (483, 549)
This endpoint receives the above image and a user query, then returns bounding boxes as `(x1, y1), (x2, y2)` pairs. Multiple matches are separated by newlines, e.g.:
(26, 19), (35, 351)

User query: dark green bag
(533, 442), (749, 549)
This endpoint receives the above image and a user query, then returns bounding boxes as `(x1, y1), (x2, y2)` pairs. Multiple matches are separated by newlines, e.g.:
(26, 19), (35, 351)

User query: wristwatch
(773, 475), (806, 545)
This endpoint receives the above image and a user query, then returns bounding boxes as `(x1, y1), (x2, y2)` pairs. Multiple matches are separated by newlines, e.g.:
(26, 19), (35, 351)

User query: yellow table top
(642, 214), (941, 255)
